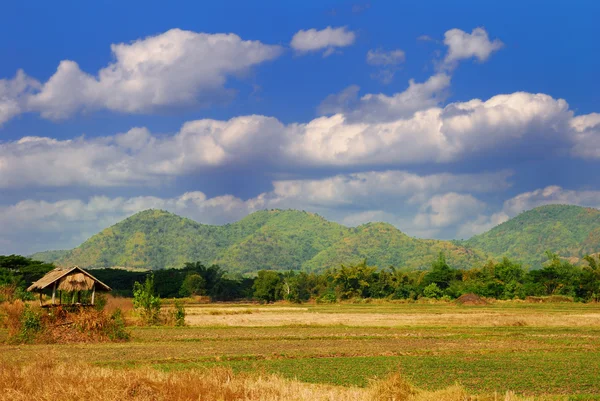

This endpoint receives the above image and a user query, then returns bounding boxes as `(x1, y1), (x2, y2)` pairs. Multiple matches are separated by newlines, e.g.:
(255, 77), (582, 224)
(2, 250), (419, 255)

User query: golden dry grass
(0, 359), (534, 401)
(184, 308), (600, 327)
(104, 295), (134, 314)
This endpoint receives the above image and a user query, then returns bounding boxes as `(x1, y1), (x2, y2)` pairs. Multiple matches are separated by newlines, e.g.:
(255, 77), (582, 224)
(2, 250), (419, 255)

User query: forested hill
(32, 204), (600, 272)
(464, 204), (600, 268)
(43, 209), (486, 272)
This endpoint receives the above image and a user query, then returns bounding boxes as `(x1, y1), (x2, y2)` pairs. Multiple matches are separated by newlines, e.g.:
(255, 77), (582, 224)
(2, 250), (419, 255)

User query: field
(1, 301), (600, 400)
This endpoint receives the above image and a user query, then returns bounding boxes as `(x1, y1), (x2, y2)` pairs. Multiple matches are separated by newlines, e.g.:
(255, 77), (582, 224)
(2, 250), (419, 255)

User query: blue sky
(1, 0), (600, 254)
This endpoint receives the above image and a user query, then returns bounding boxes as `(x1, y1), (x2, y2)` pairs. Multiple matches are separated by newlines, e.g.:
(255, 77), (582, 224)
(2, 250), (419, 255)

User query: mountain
(304, 222), (486, 271)
(465, 204), (600, 268)
(29, 249), (70, 263)
(37, 204), (600, 272)
(49, 209), (486, 272)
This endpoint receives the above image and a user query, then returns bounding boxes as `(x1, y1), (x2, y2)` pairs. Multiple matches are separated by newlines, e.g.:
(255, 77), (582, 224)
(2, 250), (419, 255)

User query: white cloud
(456, 212), (509, 239)
(349, 73), (451, 121)
(366, 48), (406, 84)
(0, 85), (588, 189)
(317, 85), (361, 115)
(439, 92), (572, 156)
(0, 29), (282, 123)
(443, 27), (503, 68)
(318, 73), (450, 121)
(366, 49), (405, 66)
(570, 113), (600, 159)
(0, 70), (40, 126)
(293, 90), (573, 166)
(269, 170), (511, 209)
(413, 193), (486, 230)
(290, 26), (356, 56)
(0, 116), (284, 188)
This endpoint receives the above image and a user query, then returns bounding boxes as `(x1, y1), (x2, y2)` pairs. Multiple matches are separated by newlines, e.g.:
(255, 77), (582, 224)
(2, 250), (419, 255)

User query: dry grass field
(1, 300), (599, 400)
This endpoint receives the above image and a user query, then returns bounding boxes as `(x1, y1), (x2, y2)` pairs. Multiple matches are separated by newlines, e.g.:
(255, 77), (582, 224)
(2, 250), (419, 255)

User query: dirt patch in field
(456, 294), (488, 306)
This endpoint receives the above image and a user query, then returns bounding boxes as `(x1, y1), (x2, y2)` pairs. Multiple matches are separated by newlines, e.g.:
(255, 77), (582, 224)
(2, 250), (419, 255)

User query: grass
(0, 359), (540, 401)
(1, 301), (599, 399)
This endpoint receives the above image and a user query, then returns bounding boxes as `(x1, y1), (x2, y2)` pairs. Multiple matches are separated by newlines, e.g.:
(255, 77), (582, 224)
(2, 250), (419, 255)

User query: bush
(93, 293), (108, 311)
(16, 305), (43, 343)
(105, 309), (130, 341)
(316, 291), (337, 304)
(173, 300), (186, 327)
(423, 283), (443, 299)
(3, 303), (130, 344)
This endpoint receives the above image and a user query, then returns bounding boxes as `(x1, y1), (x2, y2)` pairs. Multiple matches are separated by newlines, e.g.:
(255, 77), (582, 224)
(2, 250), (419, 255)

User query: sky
(1, 0), (600, 255)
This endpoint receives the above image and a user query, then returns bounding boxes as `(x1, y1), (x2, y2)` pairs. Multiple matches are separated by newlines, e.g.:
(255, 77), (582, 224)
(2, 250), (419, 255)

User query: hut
(27, 266), (111, 307)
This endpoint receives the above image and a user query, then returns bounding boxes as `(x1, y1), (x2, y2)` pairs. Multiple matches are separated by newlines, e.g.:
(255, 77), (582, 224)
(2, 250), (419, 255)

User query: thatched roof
(27, 266), (111, 292)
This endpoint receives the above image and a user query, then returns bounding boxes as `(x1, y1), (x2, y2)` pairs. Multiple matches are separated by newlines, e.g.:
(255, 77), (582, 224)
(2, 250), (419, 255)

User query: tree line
(1, 252), (600, 303)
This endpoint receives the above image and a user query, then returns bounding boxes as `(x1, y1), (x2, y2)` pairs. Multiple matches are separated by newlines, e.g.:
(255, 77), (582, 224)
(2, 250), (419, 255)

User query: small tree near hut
(133, 275), (161, 325)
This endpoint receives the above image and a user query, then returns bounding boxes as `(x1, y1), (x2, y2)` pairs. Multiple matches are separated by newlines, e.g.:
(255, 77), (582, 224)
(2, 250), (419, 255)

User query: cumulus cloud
(0, 29), (282, 124)
(290, 26), (356, 56)
(570, 113), (600, 158)
(0, 70), (40, 126)
(414, 192), (486, 230)
(0, 169), (512, 254)
(29, 29), (282, 118)
(317, 85), (361, 115)
(0, 88), (589, 189)
(443, 27), (503, 68)
(318, 73), (450, 121)
(0, 116), (284, 188)
(295, 90), (575, 166)
(349, 73), (451, 121)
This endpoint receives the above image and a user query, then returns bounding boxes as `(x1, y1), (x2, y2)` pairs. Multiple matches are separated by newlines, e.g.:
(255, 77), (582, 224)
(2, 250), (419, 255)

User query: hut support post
(71, 291), (75, 305)
(91, 283), (96, 306)
(39, 292), (43, 307)
(51, 282), (57, 305)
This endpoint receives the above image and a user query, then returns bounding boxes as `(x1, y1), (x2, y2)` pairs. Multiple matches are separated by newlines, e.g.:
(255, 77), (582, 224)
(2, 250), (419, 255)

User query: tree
(133, 275), (161, 325)
(281, 271), (311, 303)
(179, 273), (206, 297)
(582, 254), (600, 301)
(422, 253), (456, 290)
(184, 262), (225, 299)
(253, 270), (282, 303)
(331, 260), (377, 299)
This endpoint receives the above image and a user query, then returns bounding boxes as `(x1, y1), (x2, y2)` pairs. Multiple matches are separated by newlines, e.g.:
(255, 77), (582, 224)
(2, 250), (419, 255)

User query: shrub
(173, 300), (186, 327)
(93, 293), (108, 311)
(16, 305), (43, 343)
(423, 283), (443, 299)
(4, 304), (130, 344)
(316, 291), (337, 304)
(105, 309), (130, 341)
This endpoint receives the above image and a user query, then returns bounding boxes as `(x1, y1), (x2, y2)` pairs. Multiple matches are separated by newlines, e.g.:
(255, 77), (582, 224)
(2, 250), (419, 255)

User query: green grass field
(1, 301), (599, 399)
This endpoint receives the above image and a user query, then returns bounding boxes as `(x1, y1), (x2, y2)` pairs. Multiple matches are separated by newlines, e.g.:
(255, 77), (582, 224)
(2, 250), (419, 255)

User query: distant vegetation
(4, 252), (598, 303)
